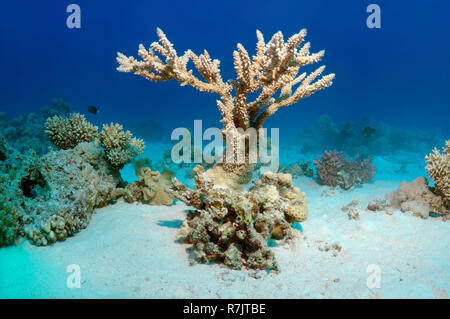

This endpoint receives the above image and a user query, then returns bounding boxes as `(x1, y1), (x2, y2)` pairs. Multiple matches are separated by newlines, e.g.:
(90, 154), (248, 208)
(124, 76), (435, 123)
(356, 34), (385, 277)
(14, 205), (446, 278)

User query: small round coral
(45, 113), (98, 149)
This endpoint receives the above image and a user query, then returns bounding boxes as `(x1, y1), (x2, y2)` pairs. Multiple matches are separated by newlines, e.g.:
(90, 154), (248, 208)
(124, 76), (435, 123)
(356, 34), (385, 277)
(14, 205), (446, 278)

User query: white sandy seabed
(0, 143), (449, 299)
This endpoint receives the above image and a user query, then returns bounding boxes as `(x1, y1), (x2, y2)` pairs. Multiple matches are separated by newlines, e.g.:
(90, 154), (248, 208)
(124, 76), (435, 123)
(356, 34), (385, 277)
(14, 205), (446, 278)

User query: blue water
(1, 0), (449, 137)
(1, 1), (450, 299)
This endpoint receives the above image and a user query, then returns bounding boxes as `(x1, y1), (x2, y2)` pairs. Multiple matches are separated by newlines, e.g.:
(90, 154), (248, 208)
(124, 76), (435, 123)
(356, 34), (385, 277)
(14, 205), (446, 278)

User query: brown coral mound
(45, 113), (98, 149)
(169, 166), (307, 270)
(386, 177), (446, 219)
(313, 150), (375, 190)
(425, 140), (449, 208)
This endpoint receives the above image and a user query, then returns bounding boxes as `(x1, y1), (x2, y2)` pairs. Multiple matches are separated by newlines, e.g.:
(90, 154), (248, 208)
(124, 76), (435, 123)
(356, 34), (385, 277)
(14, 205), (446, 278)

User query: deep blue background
(1, 0), (449, 137)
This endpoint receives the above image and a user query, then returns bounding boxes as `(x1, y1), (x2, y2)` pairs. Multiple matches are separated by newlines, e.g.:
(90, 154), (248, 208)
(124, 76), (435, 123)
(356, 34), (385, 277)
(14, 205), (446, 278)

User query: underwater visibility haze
(0, 0), (449, 299)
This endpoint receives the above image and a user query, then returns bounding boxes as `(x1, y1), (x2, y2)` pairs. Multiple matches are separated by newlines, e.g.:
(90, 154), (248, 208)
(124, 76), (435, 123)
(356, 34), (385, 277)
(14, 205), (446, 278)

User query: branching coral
(168, 166), (307, 270)
(45, 114), (145, 172)
(313, 150), (375, 189)
(117, 28), (334, 172)
(98, 123), (145, 170)
(45, 113), (98, 149)
(425, 141), (449, 208)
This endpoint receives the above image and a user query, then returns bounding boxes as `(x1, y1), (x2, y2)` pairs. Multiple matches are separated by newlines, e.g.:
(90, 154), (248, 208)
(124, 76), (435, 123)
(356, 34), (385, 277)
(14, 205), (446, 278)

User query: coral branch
(117, 28), (334, 132)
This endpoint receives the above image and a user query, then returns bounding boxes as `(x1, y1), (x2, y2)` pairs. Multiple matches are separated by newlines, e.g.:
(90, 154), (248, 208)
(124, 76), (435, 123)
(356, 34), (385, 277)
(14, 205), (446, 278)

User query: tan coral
(124, 166), (174, 206)
(168, 166), (308, 270)
(98, 123), (145, 170)
(45, 113), (98, 149)
(117, 28), (334, 172)
(386, 177), (446, 218)
(425, 140), (449, 207)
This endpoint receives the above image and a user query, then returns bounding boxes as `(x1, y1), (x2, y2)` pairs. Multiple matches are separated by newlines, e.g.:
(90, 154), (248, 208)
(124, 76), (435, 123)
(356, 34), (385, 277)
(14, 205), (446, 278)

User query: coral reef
(425, 141), (449, 208)
(385, 177), (447, 219)
(313, 150), (375, 190)
(45, 113), (98, 150)
(45, 115), (144, 173)
(169, 166), (307, 270)
(98, 123), (145, 170)
(298, 115), (443, 157)
(0, 98), (71, 155)
(117, 27), (334, 178)
(0, 137), (124, 246)
(1, 111), (147, 247)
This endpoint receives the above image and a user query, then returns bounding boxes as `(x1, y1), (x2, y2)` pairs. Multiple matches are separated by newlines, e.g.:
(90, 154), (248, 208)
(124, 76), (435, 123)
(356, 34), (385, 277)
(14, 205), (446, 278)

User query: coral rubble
(313, 150), (375, 190)
(169, 166), (307, 270)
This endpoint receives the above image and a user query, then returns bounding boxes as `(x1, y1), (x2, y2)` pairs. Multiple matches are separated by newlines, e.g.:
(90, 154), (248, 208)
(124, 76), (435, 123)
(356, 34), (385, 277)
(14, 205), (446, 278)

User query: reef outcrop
(169, 166), (308, 270)
(1, 114), (146, 247)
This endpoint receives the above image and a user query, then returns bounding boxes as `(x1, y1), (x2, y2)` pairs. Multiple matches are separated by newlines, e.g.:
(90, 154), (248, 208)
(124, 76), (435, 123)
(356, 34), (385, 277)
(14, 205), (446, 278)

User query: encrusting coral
(168, 166), (308, 270)
(313, 150), (375, 190)
(45, 113), (98, 150)
(425, 140), (449, 208)
(117, 28), (334, 178)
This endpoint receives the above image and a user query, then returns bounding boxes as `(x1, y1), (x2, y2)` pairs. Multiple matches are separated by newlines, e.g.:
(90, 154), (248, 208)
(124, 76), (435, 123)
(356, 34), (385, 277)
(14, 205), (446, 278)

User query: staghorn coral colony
(117, 27), (334, 269)
(117, 27), (334, 183)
